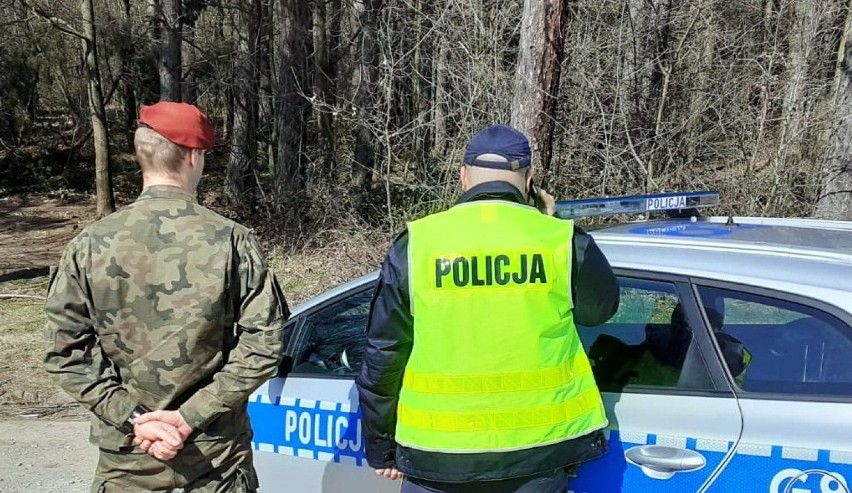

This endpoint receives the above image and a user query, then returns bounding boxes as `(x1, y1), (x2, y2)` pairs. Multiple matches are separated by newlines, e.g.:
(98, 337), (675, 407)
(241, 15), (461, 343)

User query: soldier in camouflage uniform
(44, 102), (289, 492)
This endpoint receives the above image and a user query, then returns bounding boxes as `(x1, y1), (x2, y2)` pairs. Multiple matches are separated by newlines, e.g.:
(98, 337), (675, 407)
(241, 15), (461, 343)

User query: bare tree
(145, 0), (187, 104)
(80, 0), (114, 216)
(258, 0), (275, 173)
(17, 0), (115, 216)
(352, 0), (382, 191)
(816, 0), (852, 220)
(226, 0), (260, 212)
(159, 0), (182, 101)
(511, 0), (570, 172)
(770, 0), (819, 209)
(313, 0), (342, 177)
(682, 0), (716, 168)
(273, 0), (312, 200)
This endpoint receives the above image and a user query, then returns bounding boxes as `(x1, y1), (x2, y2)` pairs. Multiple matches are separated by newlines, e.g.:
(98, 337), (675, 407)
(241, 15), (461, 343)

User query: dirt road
(0, 418), (96, 493)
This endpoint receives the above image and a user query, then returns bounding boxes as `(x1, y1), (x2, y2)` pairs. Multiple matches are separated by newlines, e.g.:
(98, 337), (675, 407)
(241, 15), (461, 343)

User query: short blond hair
(134, 127), (189, 175)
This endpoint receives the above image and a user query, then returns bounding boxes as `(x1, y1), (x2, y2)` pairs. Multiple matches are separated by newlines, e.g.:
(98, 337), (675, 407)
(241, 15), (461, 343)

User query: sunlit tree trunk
(81, 0), (114, 216)
(511, 0), (569, 171)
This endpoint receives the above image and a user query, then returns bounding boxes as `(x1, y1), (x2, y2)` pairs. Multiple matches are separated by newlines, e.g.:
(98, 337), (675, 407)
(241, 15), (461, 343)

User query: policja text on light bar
(553, 191), (720, 220)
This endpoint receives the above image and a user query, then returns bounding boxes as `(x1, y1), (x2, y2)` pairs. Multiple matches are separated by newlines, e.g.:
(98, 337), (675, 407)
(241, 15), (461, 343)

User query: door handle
(625, 445), (706, 480)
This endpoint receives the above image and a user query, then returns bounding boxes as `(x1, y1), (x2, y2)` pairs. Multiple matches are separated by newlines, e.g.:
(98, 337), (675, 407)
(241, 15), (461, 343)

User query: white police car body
(249, 192), (852, 493)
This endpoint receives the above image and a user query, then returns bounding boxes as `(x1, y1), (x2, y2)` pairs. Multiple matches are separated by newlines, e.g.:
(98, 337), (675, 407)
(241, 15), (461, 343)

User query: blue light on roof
(554, 191), (720, 220)
(627, 223), (763, 237)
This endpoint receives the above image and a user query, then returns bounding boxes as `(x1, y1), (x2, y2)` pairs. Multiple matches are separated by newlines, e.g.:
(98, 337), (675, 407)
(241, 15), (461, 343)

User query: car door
(693, 282), (852, 493)
(249, 276), (397, 493)
(569, 271), (744, 493)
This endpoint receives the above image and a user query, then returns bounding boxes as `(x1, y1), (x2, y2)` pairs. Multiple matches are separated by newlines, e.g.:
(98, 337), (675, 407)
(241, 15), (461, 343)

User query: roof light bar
(554, 191), (720, 220)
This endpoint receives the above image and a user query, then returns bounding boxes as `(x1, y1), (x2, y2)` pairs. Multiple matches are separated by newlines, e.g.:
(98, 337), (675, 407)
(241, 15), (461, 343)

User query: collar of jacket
(138, 185), (198, 203)
(455, 181), (527, 206)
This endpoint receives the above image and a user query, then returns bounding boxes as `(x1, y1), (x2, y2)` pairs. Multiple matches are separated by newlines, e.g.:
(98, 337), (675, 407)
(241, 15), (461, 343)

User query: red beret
(138, 102), (216, 150)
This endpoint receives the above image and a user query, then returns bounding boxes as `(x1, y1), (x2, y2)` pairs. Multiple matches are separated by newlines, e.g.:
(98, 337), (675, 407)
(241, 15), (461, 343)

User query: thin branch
(17, 0), (86, 40)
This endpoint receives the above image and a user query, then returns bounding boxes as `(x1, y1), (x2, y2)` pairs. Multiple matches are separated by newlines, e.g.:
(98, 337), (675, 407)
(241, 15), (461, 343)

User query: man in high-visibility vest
(356, 125), (620, 493)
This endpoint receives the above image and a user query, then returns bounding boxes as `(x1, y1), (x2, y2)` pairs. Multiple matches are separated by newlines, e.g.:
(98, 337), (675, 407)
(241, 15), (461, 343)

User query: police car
(248, 192), (852, 493)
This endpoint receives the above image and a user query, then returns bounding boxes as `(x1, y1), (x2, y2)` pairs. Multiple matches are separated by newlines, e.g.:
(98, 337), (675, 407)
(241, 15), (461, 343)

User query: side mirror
(716, 333), (751, 378)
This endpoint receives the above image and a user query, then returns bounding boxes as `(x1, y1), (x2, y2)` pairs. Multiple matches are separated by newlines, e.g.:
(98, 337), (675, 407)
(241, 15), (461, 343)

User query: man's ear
(188, 149), (202, 168)
(525, 168), (534, 192)
(460, 165), (468, 192)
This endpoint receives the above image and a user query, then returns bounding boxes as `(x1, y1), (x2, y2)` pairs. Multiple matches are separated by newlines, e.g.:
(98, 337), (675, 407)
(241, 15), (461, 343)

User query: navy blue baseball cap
(464, 125), (532, 170)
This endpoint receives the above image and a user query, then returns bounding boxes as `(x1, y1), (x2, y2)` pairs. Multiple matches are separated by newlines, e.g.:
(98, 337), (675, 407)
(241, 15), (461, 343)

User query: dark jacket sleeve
(355, 231), (414, 469)
(571, 226), (620, 327)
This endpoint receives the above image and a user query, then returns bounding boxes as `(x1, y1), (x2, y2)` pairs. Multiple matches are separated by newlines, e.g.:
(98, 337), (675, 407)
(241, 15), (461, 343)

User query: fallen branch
(0, 294), (45, 300)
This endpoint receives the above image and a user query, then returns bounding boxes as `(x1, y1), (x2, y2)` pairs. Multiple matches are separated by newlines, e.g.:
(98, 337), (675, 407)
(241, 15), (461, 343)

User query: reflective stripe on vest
(398, 387), (602, 432)
(402, 353), (592, 395)
(398, 200), (607, 453)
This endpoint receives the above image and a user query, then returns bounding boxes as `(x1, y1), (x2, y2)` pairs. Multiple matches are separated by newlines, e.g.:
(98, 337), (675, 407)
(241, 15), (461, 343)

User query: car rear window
(697, 286), (852, 397)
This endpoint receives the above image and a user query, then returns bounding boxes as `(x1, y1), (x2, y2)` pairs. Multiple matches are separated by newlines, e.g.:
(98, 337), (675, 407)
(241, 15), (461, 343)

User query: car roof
(290, 271), (379, 317)
(591, 216), (852, 291)
(293, 216), (852, 316)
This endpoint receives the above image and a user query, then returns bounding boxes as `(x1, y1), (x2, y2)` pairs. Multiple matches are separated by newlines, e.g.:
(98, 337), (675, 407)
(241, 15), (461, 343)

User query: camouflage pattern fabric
(91, 435), (257, 492)
(44, 185), (289, 454)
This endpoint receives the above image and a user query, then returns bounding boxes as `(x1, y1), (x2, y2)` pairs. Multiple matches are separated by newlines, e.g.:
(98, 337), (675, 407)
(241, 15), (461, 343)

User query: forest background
(2, 0), (852, 410)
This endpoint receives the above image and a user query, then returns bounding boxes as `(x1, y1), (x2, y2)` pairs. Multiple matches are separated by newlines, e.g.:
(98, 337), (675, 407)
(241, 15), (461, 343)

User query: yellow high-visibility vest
(397, 200), (608, 453)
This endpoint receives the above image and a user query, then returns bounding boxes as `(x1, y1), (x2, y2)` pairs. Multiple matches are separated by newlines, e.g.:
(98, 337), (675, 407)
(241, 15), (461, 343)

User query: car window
(697, 285), (852, 396)
(579, 277), (715, 392)
(291, 288), (373, 377)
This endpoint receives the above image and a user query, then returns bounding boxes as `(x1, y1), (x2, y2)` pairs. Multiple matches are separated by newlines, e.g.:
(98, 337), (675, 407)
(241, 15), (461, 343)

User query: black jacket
(355, 182), (620, 481)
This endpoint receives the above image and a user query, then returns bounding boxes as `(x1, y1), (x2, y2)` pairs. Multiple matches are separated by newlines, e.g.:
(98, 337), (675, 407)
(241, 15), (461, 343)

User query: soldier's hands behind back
(133, 410), (193, 461)
(134, 410), (193, 441)
(146, 440), (180, 461)
(133, 421), (183, 460)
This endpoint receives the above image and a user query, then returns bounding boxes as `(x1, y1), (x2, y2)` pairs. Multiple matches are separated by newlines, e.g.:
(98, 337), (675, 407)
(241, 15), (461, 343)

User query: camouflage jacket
(44, 185), (289, 450)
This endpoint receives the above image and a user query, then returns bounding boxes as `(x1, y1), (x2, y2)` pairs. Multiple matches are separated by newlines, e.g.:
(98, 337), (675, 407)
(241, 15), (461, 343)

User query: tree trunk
(159, 0), (182, 101)
(352, 0), (382, 190)
(615, 0), (658, 190)
(816, 0), (852, 220)
(775, 0), (817, 165)
(147, 0), (164, 99)
(511, 0), (569, 172)
(80, 0), (114, 217)
(273, 0), (312, 199)
(682, 0), (715, 168)
(313, 0), (336, 177)
(647, 0), (674, 186)
(431, 38), (447, 160)
(226, 0), (259, 213)
(258, 0), (275, 174)
(182, 21), (196, 103)
(413, 0), (433, 180)
(119, 0), (137, 150)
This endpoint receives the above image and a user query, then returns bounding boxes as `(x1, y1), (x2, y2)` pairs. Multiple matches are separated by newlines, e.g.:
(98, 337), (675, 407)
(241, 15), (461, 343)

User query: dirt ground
(0, 193), (96, 415)
(0, 192), (385, 490)
(0, 194), (95, 418)
(0, 418), (96, 493)
(0, 194), (94, 492)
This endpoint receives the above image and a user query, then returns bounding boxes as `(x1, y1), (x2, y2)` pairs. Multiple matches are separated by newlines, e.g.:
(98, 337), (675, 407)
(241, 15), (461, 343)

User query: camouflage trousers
(91, 436), (258, 492)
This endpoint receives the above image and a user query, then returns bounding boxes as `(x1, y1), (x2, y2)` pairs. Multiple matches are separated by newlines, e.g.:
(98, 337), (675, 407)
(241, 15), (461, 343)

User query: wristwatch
(123, 405), (150, 434)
